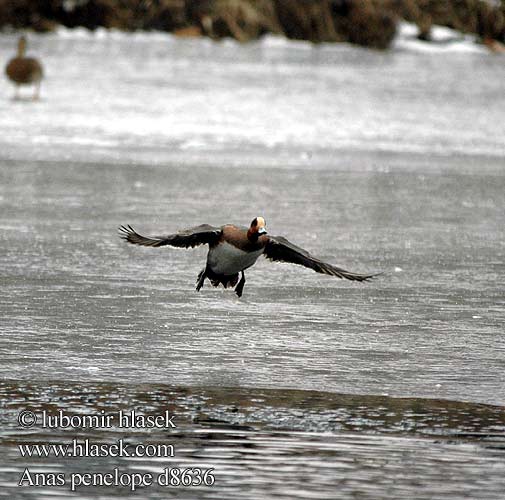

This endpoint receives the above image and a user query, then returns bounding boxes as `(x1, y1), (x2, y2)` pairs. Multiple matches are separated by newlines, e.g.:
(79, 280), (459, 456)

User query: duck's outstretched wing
(263, 235), (379, 281)
(119, 224), (221, 248)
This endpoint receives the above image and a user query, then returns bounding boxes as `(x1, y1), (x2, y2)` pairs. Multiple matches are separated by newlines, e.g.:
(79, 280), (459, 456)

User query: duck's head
(247, 216), (267, 240)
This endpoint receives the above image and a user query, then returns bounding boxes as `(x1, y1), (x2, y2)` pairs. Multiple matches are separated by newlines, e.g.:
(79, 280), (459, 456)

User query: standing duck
(119, 217), (379, 297)
(5, 36), (44, 100)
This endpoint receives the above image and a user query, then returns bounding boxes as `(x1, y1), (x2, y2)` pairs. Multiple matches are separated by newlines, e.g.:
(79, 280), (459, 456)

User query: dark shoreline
(1, 0), (504, 49)
(2, 379), (505, 436)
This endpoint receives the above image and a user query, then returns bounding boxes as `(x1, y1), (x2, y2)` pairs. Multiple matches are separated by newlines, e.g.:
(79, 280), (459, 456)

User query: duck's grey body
(207, 241), (264, 275)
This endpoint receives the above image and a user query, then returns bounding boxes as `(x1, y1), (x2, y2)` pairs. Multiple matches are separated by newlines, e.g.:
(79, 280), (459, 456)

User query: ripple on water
(1, 381), (504, 499)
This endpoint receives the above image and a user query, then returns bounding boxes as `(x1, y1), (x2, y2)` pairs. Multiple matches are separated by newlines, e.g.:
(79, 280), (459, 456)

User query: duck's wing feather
(119, 224), (221, 248)
(264, 235), (379, 281)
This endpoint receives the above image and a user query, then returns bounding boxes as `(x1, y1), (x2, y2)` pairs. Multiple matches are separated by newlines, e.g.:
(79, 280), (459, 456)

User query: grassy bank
(1, 0), (504, 49)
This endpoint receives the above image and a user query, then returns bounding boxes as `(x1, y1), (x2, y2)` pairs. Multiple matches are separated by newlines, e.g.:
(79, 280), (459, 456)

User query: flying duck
(5, 36), (43, 100)
(119, 217), (378, 297)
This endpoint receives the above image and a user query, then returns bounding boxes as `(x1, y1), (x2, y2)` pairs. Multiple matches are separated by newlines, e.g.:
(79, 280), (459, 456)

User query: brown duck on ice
(5, 36), (43, 100)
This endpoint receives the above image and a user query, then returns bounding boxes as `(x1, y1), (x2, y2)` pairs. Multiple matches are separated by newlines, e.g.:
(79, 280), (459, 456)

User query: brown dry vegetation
(0, 0), (503, 48)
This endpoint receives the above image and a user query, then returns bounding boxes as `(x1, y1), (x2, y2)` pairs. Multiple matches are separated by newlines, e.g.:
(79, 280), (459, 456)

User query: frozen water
(1, 30), (504, 500)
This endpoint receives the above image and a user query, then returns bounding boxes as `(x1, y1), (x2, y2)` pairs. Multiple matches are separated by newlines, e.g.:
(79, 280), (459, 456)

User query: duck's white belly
(208, 242), (264, 275)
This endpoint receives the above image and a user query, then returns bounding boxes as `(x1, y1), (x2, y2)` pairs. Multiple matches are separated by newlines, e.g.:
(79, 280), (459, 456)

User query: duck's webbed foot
(235, 271), (246, 298)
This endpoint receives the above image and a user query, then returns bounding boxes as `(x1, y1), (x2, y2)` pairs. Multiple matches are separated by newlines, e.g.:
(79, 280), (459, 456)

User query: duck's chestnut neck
(17, 37), (27, 57)
(247, 228), (259, 241)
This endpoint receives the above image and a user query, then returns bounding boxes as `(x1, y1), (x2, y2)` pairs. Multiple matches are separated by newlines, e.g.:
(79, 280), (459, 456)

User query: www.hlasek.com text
(19, 439), (174, 458)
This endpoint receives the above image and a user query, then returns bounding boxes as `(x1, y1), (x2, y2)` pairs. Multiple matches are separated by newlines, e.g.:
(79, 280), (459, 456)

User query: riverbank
(1, 0), (504, 49)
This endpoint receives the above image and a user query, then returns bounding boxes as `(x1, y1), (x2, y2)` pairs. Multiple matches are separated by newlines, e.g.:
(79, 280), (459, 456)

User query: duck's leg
(33, 82), (40, 101)
(235, 271), (246, 297)
(196, 268), (207, 292)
